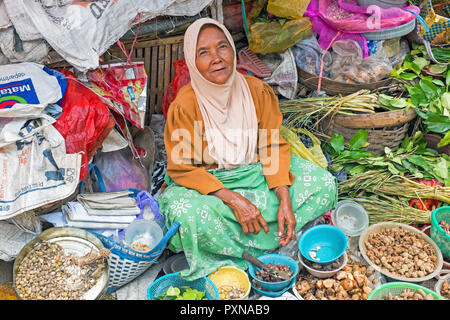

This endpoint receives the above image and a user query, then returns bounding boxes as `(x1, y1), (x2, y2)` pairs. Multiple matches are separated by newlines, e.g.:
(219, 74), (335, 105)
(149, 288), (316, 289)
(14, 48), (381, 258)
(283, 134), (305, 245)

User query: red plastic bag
(53, 70), (111, 181)
(162, 60), (190, 117)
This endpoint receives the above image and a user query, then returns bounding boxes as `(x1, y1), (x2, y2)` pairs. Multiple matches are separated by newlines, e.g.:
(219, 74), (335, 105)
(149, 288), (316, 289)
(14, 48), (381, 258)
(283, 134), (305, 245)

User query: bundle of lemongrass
(280, 90), (380, 128)
(339, 170), (450, 204)
(340, 195), (432, 225)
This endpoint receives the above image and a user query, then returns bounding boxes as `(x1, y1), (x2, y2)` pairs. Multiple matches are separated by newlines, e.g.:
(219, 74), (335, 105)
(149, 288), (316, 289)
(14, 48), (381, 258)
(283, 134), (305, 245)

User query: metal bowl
(13, 227), (109, 300)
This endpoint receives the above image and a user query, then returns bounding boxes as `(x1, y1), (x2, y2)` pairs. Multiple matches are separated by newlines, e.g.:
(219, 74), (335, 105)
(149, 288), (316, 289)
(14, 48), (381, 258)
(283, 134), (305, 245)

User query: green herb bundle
(325, 130), (450, 187)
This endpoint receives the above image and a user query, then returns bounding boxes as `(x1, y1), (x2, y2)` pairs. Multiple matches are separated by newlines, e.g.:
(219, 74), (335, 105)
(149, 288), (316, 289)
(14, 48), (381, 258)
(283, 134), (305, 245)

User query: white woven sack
(0, 0), (11, 30)
(4, 0), (213, 72)
(3, 0), (41, 41)
(0, 62), (81, 220)
(0, 28), (50, 64)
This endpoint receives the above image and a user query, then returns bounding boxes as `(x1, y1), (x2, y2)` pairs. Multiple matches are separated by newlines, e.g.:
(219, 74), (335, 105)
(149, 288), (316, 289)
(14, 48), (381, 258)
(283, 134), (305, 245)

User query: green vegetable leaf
(438, 131), (450, 147)
(412, 57), (429, 71)
(388, 163), (400, 175)
(348, 164), (367, 175)
(406, 85), (428, 107)
(428, 64), (448, 74)
(167, 286), (180, 296)
(423, 113), (450, 134)
(330, 134), (345, 155)
(401, 158), (419, 175)
(432, 79), (445, 87)
(397, 72), (418, 80)
(419, 78), (439, 101)
(349, 129), (368, 150)
(433, 158), (448, 181)
(378, 94), (407, 109)
(406, 155), (434, 172)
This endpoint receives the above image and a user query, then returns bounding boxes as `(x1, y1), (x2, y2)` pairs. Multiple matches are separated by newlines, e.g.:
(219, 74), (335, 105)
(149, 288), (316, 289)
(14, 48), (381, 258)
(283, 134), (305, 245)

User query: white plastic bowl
(125, 219), (163, 252)
(298, 251), (348, 279)
(332, 200), (369, 237)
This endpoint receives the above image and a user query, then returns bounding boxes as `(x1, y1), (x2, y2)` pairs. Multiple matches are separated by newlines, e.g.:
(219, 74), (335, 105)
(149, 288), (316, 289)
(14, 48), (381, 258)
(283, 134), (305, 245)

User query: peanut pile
(364, 227), (438, 278)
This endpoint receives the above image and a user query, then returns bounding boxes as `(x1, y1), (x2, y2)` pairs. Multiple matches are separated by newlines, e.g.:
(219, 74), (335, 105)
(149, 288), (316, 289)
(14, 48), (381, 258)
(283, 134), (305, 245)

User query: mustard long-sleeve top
(164, 74), (295, 195)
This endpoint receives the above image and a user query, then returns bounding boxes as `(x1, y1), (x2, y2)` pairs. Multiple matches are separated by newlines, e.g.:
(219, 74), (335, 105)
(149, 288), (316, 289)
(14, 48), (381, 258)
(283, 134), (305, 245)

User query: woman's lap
(157, 157), (337, 280)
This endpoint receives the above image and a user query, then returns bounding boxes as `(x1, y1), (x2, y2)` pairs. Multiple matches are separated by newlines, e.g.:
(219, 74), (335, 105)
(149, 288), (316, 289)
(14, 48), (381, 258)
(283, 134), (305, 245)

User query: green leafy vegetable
(156, 286), (208, 300)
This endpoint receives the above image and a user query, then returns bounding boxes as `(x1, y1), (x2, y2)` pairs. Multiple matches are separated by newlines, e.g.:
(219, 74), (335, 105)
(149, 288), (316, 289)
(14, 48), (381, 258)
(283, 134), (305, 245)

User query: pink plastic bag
(321, 0), (419, 32)
(304, 0), (419, 58)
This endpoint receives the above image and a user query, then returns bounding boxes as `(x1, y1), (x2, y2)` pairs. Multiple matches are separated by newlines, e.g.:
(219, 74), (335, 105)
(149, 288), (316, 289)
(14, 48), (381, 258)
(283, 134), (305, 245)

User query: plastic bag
(389, 39), (410, 68)
(247, 0), (313, 54)
(88, 61), (147, 129)
(267, 0), (311, 19)
(91, 147), (150, 193)
(53, 70), (111, 181)
(292, 35), (332, 76)
(280, 126), (328, 169)
(327, 39), (392, 84)
(304, 0), (420, 58)
(162, 60), (190, 117)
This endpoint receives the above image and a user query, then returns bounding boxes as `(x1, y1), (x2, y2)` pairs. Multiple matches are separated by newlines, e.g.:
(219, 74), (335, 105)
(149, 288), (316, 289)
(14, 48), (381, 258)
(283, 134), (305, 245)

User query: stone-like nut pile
(296, 261), (376, 300)
(440, 280), (449, 300)
(384, 288), (435, 300)
(364, 227), (438, 278)
(439, 220), (450, 235)
(15, 241), (107, 300)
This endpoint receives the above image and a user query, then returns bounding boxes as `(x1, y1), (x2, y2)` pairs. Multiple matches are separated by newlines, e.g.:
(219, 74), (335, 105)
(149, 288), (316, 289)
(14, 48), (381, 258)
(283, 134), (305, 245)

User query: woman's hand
(274, 186), (296, 246)
(211, 188), (269, 235)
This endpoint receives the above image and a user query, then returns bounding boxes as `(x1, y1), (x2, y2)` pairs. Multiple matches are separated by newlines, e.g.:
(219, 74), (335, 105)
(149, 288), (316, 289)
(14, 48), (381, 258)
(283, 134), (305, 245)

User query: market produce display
(255, 263), (293, 282)
(383, 288), (436, 300)
(295, 261), (376, 300)
(155, 285), (208, 300)
(440, 280), (450, 299)
(364, 227), (438, 279)
(0, 0), (448, 303)
(15, 241), (108, 300)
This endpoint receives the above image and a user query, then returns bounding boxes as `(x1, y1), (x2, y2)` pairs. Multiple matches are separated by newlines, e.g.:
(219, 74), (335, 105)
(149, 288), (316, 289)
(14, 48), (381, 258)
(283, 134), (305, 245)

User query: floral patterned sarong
(157, 156), (337, 280)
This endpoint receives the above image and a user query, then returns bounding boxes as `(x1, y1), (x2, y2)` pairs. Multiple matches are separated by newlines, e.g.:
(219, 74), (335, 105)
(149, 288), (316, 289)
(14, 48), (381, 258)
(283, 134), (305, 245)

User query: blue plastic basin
(247, 253), (299, 292)
(298, 224), (348, 264)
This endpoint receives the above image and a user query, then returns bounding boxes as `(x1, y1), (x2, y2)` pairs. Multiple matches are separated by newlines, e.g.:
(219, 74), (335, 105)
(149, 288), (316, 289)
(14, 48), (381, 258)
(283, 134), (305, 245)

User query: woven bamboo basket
(320, 108), (418, 155)
(297, 66), (392, 96)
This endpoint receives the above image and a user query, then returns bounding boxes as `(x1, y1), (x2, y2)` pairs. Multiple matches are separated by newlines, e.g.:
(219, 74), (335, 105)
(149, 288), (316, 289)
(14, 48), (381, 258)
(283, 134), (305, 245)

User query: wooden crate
(103, 35), (185, 124)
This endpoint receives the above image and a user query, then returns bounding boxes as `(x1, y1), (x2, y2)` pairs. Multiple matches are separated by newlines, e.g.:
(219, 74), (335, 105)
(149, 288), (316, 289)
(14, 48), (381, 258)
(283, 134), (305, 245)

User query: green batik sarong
(157, 156), (337, 280)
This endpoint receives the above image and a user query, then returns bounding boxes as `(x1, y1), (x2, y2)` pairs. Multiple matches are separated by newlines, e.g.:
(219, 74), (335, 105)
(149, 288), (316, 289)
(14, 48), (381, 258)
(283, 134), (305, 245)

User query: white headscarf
(183, 18), (258, 170)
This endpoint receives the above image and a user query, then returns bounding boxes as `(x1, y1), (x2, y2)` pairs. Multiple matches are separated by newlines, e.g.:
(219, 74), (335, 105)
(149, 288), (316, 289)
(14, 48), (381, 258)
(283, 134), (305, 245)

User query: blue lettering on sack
(0, 78), (39, 108)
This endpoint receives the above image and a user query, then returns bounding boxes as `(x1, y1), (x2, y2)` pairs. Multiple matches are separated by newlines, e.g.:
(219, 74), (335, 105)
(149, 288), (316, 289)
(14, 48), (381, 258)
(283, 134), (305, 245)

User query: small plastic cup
(332, 200), (369, 237)
(125, 219), (163, 253)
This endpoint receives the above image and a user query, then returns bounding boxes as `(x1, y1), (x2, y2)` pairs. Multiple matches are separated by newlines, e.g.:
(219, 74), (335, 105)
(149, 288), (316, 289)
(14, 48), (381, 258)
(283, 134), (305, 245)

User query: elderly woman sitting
(157, 18), (337, 280)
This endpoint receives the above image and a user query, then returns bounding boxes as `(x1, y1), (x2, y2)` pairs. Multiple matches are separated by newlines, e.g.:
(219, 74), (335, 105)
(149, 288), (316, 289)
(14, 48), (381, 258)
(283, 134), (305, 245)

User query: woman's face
(195, 25), (234, 85)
